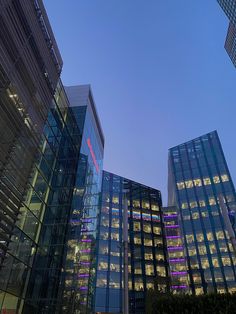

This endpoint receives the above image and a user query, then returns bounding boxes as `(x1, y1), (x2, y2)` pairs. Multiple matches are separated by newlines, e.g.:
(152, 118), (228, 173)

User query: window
(199, 200), (206, 207)
(133, 221), (141, 232)
(133, 211), (141, 220)
(196, 233), (204, 242)
(194, 179), (202, 187)
(192, 212), (199, 220)
(201, 258), (209, 269)
(153, 226), (161, 235)
(143, 223), (151, 233)
(144, 239), (153, 246)
(156, 265), (166, 276)
(111, 232), (119, 241)
(111, 218), (119, 228)
(186, 234), (194, 244)
(222, 257), (231, 266)
(209, 197), (216, 206)
(101, 216), (109, 227)
(212, 257), (219, 267)
(193, 274), (201, 283)
(147, 282), (154, 289)
(156, 253), (164, 261)
(216, 231), (225, 240)
(198, 245), (207, 255)
(185, 180), (193, 188)
(190, 201), (197, 209)
(142, 200), (150, 209)
(181, 203), (188, 209)
(152, 204), (159, 211)
(134, 279), (144, 291)
(134, 236), (142, 245)
(154, 238), (162, 246)
(145, 252), (153, 260)
(134, 262), (142, 274)
(145, 264), (154, 276)
(97, 272), (107, 287)
(207, 232), (214, 241)
(177, 182), (185, 190)
(209, 244), (217, 254)
(188, 246), (196, 256)
(203, 178), (211, 185)
(110, 263), (120, 272)
(213, 176), (220, 184)
(214, 270), (223, 282)
(221, 174), (229, 182)
(133, 200), (140, 208)
(112, 196), (119, 204)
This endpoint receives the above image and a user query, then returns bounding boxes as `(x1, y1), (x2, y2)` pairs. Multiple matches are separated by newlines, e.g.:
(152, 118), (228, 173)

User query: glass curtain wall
(168, 130), (236, 295)
(95, 171), (169, 314)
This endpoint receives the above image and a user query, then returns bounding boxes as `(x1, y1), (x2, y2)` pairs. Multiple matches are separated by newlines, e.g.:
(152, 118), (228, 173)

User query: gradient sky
(44, 0), (236, 204)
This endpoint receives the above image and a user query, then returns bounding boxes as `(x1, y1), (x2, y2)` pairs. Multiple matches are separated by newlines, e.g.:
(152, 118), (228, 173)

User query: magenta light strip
(171, 285), (187, 289)
(169, 258), (185, 262)
(81, 249), (91, 253)
(164, 215), (178, 218)
(80, 262), (91, 265)
(78, 274), (89, 277)
(166, 236), (181, 239)
(171, 271), (187, 275)
(167, 246), (183, 251)
(165, 225), (179, 228)
(81, 239), (92, 242)
(80, 286), (88, 290)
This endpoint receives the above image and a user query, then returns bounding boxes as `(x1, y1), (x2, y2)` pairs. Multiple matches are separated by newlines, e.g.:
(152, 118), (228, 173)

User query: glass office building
(218, 0), (236, 67)
(61, 85), (104, 314)
(95, 171), (169, 314)
(168, 130), (236, 295)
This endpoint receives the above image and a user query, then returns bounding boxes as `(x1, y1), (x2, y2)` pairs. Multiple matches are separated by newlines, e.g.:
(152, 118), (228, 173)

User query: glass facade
(95, 171), (169, 314)
(163, 206), (189, 293)
(168, 130), (236, 295)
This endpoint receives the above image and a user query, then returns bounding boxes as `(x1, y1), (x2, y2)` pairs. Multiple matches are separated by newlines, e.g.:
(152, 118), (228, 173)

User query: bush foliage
(146, 290), (236, 314)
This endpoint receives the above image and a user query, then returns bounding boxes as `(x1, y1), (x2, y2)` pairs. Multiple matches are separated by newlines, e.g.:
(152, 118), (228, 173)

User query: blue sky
(44, 0), (236, 204)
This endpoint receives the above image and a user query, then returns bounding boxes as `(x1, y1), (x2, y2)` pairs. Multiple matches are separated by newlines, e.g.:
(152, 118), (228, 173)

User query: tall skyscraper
(218, 0), (236, 67)
(168, 130), (236, 295)
(94, 171), (169, 314)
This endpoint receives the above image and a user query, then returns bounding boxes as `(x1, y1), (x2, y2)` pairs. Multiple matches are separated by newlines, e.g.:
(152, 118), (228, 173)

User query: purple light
(81, 249), (91, 253)
(165, 225), (179, 228)
(164, 215), (178, 218)
(80, 286), (88, 290)
(167, 246), (183, 251)
(78, 274), (89, 278)
(82, 219), (92, 223)
(80, 262), (91, 265)
(81, 228), (88, 232)
(169, 258), (185, 263)
(166, 236), (181, 239)
(171, 271), (187, 275)
(171, 285), (187, 289)
(81, 239), (92, 243)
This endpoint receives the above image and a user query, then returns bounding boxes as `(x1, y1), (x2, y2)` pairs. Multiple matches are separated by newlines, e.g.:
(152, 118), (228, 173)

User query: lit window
(195, 287), (204, 295)
(146, 282), (154, 289)
(214, 270), (223, 282)
(101, 216), (109, 227)
(216, 231), (225, 240)
(98, 261), (108, 270)
(181, 203), (188, 209)
(177, 182), (185, 190)
(156, 253), (164, 261)
(193, 274), (201, 283)
(133, 200), (140, 208)
(192, 212), (199, 219)
(112, 208), (119, 216)
(134, 279), (144, 291)
(142, 201), (150, 209)
(188, 247), (197, 256)
(185, 180), (193, 188)
(145, 253), (153, 260)
(111, 218), (120, 228)
(201, 258), (209, 269)
(134, 263), (142, 274)
(186, 234), (194, 244)
(144, 239), (153, 246)
(201, 211), (208, 218)
(143, 223), (152, 233)
(100, 231), (109, 240)
(212, 257), (219, 267)
(145, 264), (154, 276)
(198, 245), (207, 255)
(209, 197), (216, 206)
(154, 238), (162, 246)
(152, 214), (160, 222)
(134, 236), (142, 245)
(193, 179), (202, 187)
(156, 266), (166, 276)
(190, 201), (197, 209)
(153, 226), (161, 235)
(203, 178), (211, 185)
(97, 273), (107, 288)
(112, 196), (119, 204)
(228, 287), (236, 294)
(133, 222), (141, 231)
(213, 176), (220, 184)
(196, 233), (204, 242)
(199, 200), (206, 207)
(207, 232), (214, 241)
(133, 211), (141, 220)
(221, 174), (229, 182)
(209, 244), (217, 254)
(190, 260), (199, 269)
(111, 232), (119, 241)
(222, 257), (231, 266)
(152, 204), (159, 211)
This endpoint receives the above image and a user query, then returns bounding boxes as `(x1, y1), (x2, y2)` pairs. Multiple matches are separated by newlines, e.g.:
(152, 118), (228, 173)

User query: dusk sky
(44, 0), (236, 204)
